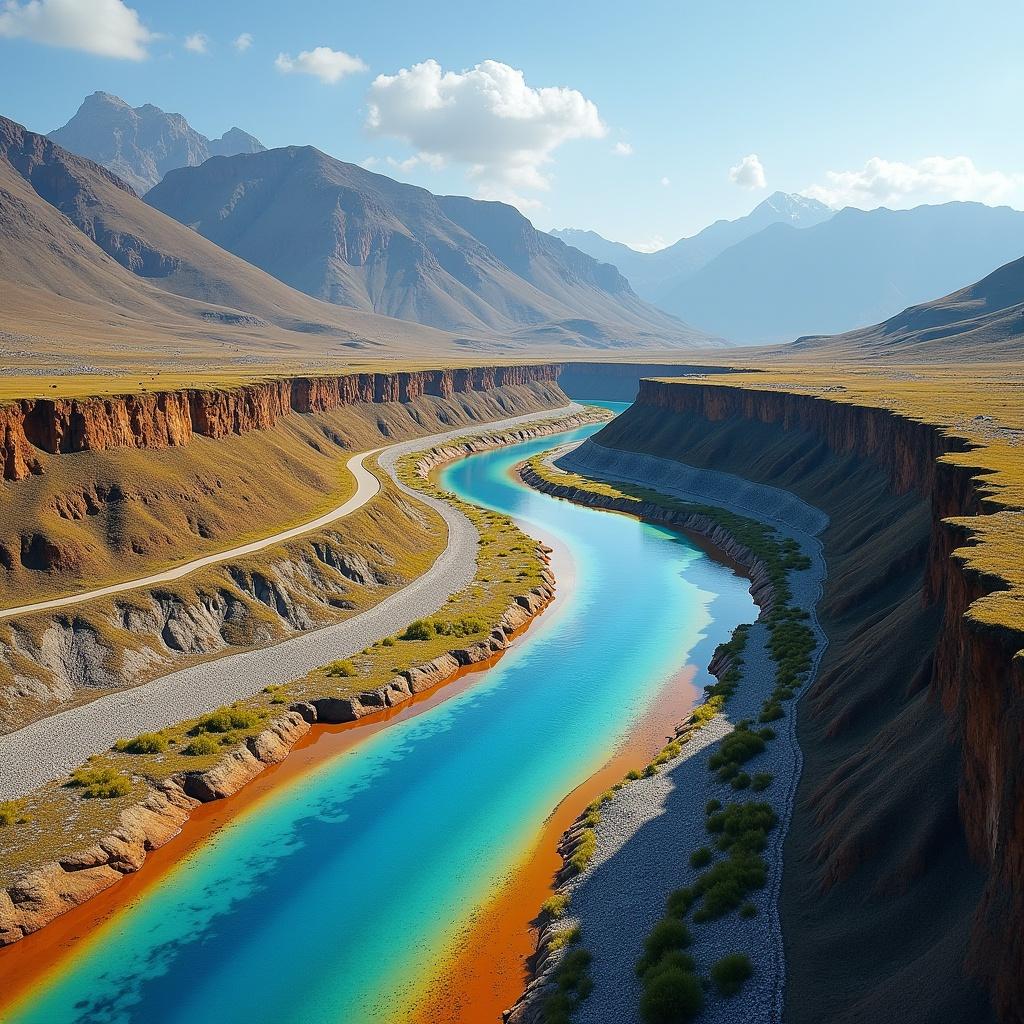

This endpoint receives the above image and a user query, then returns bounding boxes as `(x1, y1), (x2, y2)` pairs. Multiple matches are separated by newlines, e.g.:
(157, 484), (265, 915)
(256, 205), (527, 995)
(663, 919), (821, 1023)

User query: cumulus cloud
(803, 155), (1024, 209)
(233, 32), (252, 52)
(729, 153), (767, 189)
(660, 176), (671, 187)
(183, 32), (207, 54)
(0, 0), (153, 60)
(275, 46), (367, 84)
(365, 59), (606, 196)
(613, 141), (633, 157)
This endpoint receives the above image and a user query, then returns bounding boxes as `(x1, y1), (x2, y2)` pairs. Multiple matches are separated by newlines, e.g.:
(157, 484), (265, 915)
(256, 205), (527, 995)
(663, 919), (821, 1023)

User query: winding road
(0, 404), (580, 801)
(0, 450), (383, 622)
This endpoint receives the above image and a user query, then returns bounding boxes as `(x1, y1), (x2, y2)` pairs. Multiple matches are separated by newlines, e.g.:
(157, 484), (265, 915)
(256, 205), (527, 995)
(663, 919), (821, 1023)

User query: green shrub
(182, 735), (221, 756)
(731, 772), (751, 790)
(381, 636), (395, 647)
(751, 772), (773, 792)
(66, 766), (131, 799)
(643, 949), (696, 981)
(543, 945), (592, 1024)
(194, 706), (261, 733)
(549, 925), (581, 950)
(739, 901), (758, 918)
(759, 702), (784, 723)
(640, 966), (703, 1023)
(325, 660), (357, 677)
(708, 729), (765, 771)
(711, 953), (753, 996)
(757, 727), (776, 741)
(0, 799), (28, 826)
(636, 918), (691, 977)
(568, 829), (597, 874)
(666, 887), (695, 917)
(113, 732), (166, 755)
(541, 892), (570, 919)
(692, 849), (769, 921)
(401, 619), (432, 641)
(705, 798), (722, 815)
(690, 846), (713, 869)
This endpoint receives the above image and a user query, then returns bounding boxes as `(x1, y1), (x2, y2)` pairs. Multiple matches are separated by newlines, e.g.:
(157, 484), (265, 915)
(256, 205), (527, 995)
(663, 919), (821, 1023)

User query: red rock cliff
(0, 364), (562, 481)
(632, 377), (1024, 1022)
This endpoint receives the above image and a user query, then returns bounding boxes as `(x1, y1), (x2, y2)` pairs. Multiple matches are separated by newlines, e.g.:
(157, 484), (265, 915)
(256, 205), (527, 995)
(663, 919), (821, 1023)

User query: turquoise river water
(7, 407), (756, 1024)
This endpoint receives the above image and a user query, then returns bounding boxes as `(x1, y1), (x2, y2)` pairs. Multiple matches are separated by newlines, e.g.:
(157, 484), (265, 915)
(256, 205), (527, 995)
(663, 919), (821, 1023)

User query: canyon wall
(0, 364), (561, 480)
(601, 379), (1023, 1024)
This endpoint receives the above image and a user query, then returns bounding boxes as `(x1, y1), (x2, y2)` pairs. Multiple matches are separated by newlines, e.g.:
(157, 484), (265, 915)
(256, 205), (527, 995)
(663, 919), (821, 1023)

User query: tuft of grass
(711, 952), (753, 996)
(325, 659), (357, 678)
(689, 846), (713, 869)
(400, 619), (432, 641)
(66, 766), (131, 799)
(568, 828), (597, 874)
(182, 735), (221, 756)
(640, 966), (704, 1023)
(0, 800), (29, 826)
(113, 732), (166, 755)
(541, 892), (570, 919)
(548, 925), (581, 951)
(194, 705), (263, 734)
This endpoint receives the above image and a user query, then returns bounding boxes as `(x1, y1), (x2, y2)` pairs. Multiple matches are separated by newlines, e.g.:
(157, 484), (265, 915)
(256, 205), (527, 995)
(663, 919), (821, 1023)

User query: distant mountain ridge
(551, 192), (834, 299)
(660, 202), (1024, 343)
(794, 253), (1024, 360)
(48, 92), (265, 194)
(146, 145), (717, 348)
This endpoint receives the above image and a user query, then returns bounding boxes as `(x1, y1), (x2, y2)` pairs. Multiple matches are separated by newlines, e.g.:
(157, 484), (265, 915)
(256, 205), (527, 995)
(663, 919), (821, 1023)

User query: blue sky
(2, 0), (1023, 249)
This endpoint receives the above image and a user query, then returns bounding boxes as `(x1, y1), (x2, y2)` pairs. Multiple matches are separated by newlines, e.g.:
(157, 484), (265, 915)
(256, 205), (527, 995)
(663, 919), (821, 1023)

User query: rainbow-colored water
(7, 409), (755, 1024)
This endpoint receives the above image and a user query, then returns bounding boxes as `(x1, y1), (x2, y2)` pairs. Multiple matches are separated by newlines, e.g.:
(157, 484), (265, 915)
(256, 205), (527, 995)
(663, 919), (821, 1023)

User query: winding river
(6, 407), (756, 1024)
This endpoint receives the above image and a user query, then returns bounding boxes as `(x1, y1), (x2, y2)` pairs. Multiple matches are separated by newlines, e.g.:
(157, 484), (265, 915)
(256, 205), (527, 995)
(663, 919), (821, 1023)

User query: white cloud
(275, 46), (367, 84)
(626, 234), (668, 253)
(729, 153), (767, 190)
(613, 141), (633, 157)
(0, 0), (153, 60)
(803, 155), (1024, 210)
(386, 152), (444, 173)
(183, 32), (207, 54)
(365, 59), (606, 197)
(660, 176), (671, 187)
(233, 32), (252, 52)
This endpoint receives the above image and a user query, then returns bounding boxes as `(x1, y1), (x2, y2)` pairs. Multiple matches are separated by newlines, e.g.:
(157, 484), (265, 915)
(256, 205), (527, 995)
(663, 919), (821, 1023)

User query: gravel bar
(553, 438), (829, 1024)
(0, 403), (581, 801)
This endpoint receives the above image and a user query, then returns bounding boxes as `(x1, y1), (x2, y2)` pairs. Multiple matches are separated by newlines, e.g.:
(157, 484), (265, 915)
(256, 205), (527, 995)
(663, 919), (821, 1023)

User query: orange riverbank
(0, 612), (548, 1018)
(405, 663), (701, 1023)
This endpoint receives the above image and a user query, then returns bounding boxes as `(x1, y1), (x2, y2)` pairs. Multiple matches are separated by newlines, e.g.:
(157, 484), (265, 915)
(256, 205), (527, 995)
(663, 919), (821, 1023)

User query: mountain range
(554, 198), (1024, 344)
(552, 191), (833, 299)
(796, 252), (1024, 360)
(143, 144), (706, 346)
(48, 92), (265, 195)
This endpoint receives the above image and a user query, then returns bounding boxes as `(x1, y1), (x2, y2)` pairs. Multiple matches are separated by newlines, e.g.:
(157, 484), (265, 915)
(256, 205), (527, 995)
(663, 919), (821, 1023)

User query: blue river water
(8, 406), (755, 1024)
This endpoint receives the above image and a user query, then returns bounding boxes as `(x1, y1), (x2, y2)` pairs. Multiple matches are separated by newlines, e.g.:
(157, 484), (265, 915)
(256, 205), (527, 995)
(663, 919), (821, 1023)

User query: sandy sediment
(508, 438), (828, 1024)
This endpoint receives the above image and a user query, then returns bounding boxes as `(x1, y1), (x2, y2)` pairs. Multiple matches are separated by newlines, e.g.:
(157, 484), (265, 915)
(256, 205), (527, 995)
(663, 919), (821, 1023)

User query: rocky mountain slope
(794, 253), (1024, 359)
(144, 145), (713, 348)
(658, 201), (1024, 343)
(0, 115), (483, 366)
(551, 191), (833, 299)
(49, 92), (265, 194)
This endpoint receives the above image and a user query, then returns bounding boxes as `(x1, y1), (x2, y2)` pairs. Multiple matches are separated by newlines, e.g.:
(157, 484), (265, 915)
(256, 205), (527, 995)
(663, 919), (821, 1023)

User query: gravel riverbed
(0, 404), (581, 801)
(548, 439), (829, 1024)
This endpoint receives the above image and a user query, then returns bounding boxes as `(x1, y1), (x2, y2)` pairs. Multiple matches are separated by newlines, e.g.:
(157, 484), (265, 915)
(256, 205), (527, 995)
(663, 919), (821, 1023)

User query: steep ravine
(593, 379), (1021, 1024)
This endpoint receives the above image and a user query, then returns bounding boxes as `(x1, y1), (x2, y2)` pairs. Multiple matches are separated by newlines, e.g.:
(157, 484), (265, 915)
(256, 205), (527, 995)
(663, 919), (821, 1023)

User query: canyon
(587, 377), (1022, 1023)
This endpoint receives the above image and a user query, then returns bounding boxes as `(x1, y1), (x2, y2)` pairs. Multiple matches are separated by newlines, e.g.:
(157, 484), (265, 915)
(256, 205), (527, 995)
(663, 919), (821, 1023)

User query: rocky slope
(144, 144), (713, 348)
(0, 114), (455, 363)
(594, 380), (1023, 1023)
(48, 92), (265, 194)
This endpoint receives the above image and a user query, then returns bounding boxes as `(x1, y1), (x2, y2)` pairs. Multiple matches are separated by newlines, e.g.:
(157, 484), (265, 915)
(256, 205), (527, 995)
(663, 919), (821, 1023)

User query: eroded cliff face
(0, 365), (561, 480)
(603, 379), (1023, 1024)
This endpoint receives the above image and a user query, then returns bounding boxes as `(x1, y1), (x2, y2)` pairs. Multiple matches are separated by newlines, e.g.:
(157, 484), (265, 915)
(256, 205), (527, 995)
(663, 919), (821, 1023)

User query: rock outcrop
(0, 365), (562, 481)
